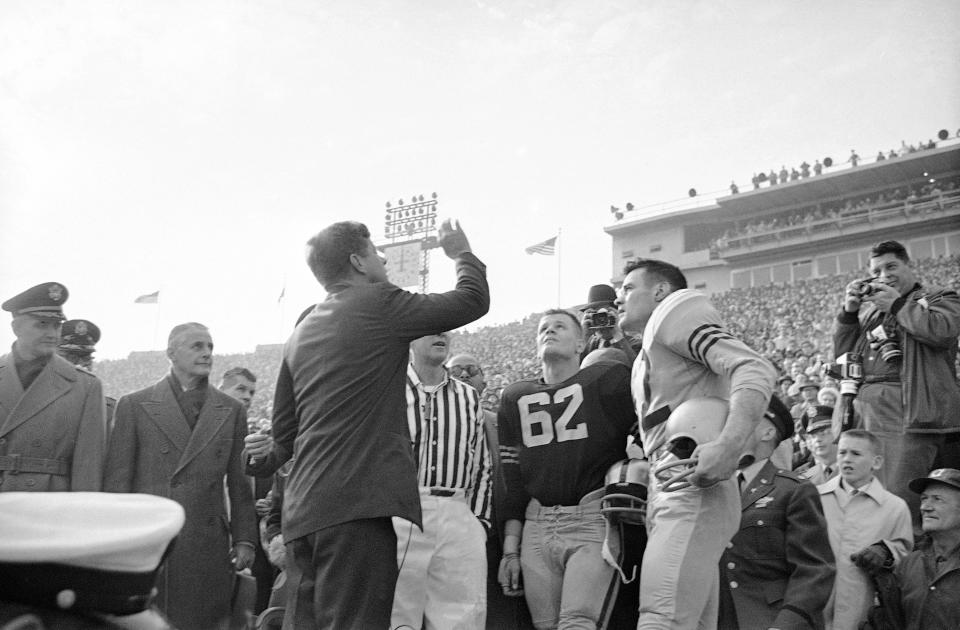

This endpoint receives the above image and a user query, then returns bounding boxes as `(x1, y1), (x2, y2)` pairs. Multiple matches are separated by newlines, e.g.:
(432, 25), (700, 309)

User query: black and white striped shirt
(406, 364), (492, 526)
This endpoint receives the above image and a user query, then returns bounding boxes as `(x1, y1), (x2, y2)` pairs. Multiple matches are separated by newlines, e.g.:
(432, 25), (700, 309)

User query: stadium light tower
(383, 193), (439, 292)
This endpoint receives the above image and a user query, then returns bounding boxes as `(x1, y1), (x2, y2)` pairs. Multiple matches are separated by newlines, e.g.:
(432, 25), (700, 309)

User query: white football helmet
(653, 397), (728, 491)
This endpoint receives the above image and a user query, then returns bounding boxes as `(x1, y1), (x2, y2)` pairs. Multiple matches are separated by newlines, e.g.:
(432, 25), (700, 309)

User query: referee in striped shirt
(390, 331), (493, 630)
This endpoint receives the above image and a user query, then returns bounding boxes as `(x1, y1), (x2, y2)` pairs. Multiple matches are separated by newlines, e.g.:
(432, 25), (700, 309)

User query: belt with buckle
(863, 375), (901, 384)
(428, 488), (456, 497)
(0, 454), (70, 476)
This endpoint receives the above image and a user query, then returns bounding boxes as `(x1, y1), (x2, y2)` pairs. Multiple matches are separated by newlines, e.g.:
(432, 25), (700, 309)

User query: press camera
(583, 308), (618, 332)
(822, 352), (864, 397)
(854, 277), (882, 299)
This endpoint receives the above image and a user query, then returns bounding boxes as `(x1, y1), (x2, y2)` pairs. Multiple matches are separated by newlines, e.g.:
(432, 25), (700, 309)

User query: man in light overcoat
(0, 282), (105, 492)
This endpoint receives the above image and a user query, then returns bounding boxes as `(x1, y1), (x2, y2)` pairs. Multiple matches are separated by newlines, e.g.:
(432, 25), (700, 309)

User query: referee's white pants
(391, 489), (487, 630)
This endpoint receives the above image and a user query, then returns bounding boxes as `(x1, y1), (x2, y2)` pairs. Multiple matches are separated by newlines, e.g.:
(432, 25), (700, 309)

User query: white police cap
(0, 493), (185, 615)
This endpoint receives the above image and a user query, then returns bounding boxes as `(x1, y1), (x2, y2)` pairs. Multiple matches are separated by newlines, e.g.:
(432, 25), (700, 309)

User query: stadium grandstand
(602, 134), (960, 377)
(604, 137), (960, 292)
(93, 137), (960, 419)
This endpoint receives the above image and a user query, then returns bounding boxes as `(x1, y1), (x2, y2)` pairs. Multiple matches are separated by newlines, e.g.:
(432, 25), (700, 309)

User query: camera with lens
(868, 324), (902, 363)
(821, 352), (864, 396)
(854, 277), (881, 299)
(822, 352), (864, 434)
(583, 308), (617, 332)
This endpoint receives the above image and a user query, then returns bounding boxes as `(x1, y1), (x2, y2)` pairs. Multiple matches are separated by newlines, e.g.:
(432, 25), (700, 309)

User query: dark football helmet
(601, 458), (650, 526)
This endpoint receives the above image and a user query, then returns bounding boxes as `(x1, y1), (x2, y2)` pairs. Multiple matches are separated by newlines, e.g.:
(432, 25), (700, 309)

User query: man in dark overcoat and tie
(105, 322), (257, 630)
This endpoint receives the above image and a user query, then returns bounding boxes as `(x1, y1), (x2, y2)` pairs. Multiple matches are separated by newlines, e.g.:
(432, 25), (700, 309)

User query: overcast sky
(1, 1), (958, 358)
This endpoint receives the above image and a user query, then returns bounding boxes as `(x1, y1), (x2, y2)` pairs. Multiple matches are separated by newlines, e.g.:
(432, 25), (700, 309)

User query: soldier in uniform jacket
(58, 318), (117, 434)
(0, 283), (106, 492)
(719, 397), (836, 629)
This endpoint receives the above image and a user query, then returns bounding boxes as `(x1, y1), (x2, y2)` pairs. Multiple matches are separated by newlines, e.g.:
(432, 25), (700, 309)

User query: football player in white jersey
(616, 259), (775, 630)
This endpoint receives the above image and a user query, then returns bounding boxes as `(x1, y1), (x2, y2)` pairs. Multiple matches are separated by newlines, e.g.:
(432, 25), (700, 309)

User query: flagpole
(556, 227), (562, 307)
(278, 276), (287, 337)
(152, 288), (161, 351)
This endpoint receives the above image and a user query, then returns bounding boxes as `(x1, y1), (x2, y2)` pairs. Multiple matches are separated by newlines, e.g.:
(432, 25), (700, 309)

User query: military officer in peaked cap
(718, 396), (835, 629)
(59, 319), (117, 433)
(0, 282), (106, 492)
(58, 319), (101, 369)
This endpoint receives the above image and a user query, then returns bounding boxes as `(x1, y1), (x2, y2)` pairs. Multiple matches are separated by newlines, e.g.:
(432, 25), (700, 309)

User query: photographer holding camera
(834, 240), (960, 523)
(576, 284), (638, 365)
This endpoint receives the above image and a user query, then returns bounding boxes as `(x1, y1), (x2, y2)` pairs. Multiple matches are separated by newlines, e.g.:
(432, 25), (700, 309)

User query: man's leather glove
(255, 496), (273, 518)
(851, 542), (893, 575)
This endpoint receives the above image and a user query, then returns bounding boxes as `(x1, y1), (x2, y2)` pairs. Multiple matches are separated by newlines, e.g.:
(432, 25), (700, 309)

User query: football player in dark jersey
(497, 309), (638, 629)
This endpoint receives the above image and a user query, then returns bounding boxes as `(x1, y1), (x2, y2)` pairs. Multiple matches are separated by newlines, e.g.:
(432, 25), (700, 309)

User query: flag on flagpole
(134, 291), (159, 304)
(525, 235), (557, 256)
(277, 286), (286, 303)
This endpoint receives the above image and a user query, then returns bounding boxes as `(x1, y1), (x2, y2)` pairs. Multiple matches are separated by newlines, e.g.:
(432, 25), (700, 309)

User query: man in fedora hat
(0, 283), (106, 492)
(575, 284), (637, 365)
(789, 380), (820, 425)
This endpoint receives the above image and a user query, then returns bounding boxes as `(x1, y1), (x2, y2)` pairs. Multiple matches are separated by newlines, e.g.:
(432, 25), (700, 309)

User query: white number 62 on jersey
(518, 384), (586, 447)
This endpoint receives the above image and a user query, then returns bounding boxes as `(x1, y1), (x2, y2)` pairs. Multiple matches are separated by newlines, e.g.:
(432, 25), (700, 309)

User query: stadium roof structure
(713, 143), (960, 215)
(606, 141), (960, 233)
(603, 141), (960, 291)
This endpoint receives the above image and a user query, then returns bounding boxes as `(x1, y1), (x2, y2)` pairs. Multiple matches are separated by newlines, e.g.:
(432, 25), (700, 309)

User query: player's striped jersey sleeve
(497, 384), (530, 523)
(661, 292), (775, 399)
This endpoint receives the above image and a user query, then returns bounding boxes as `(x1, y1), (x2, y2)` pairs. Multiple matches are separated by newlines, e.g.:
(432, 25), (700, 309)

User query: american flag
(524, 235), (557, 256)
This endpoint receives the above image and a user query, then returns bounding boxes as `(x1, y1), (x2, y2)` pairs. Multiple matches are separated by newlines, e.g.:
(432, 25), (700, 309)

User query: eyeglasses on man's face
(448, 364), (482, 378)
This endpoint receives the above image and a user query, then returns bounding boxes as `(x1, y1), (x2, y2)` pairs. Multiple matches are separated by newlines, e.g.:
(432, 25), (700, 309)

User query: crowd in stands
(875, 138), (942, 161)
(93, 255), (960, 416)
(735, 137), (943, 192)
(720, 256), (959, 376)
(712, 175), (960, 252)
